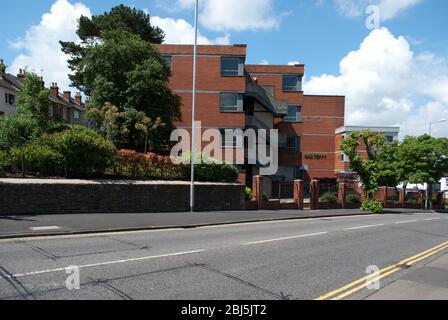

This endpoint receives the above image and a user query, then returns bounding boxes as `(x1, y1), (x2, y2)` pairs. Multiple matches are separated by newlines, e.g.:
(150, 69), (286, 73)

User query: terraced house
(159, 44), (353, 196)
(0, 60), (88, 126)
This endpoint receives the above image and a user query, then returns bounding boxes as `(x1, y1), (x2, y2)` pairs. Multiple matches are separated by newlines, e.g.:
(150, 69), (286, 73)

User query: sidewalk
(366, 252), (448, 300)
(0, 208), (432, 239)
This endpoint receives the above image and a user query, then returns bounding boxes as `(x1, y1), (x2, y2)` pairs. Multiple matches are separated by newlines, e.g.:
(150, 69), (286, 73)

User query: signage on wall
(304, 154), (327, 161)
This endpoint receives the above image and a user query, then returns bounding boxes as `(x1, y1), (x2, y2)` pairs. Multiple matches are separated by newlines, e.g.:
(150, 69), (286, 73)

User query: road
(0, 212), (447, 300)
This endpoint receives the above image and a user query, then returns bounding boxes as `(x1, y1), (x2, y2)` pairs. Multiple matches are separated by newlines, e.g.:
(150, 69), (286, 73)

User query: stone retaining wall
(0, 179), (245, 215)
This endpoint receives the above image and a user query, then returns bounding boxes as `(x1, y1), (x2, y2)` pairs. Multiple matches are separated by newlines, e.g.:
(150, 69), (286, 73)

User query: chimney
(17, 68), (26, 81)
(63, 91), (71, 102)
(50, 82), (59, 98)
(75, 92), (82, 105)
(0, 59), (5, 76)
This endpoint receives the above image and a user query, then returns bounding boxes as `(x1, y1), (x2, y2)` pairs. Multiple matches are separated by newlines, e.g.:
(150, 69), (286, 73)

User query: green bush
(49, 126), (117, 176)
(361, 199), (384, 214)
(46, 122), (72, 134)
(263, 192), (269, 201)
(10, 143), (64, 171)
(6, 126), (116, 177)
(194, 161), (238, 183)
(346, 192), (361, 204)
(0, 115), (40, 151)
(245, 187), (253, 201)
(179, 152), (238, 183)
(320, 192), (338, 204)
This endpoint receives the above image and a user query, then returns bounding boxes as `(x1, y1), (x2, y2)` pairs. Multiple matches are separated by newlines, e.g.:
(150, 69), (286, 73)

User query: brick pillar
(339, 182), (346, 209)
(418, 190), (425, 209)
(399, 188), (406, 208)
(253, 175), (264, 210)
(436, 192), (444, 210)
(294, 180), (304, 210)
(378, 187), (387, 206)
(237, 169), (246, 185)
(310, 180), (320, 210)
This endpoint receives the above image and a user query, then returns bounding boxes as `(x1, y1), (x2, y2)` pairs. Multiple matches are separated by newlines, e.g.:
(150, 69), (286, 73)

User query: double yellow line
(315, 240), (448, 300)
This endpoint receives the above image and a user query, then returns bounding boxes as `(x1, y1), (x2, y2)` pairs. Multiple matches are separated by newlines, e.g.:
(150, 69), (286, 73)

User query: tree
(60, 5), (180, 149)
(17, 72), (50, 129)
(340, 130), (389, 198)
(397, 135), (448, 208)
(61, 4), (164, 90)
(87, 102), (164, 151)
(0, 115), (40, 151)
(376, 141), (400, 187)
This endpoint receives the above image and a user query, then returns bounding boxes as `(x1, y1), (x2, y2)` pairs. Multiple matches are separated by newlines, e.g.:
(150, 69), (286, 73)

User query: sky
(0, 0), (447, 138)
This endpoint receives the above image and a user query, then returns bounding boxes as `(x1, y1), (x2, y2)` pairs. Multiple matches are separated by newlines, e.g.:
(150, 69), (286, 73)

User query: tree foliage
(396, 135), (448, 186)
(60, 5), (180, 149)
(87, 102), (164, 151)
(0, 115), (40, 151)
(340, 130), (388, 198)
(17, 72), (50, 129)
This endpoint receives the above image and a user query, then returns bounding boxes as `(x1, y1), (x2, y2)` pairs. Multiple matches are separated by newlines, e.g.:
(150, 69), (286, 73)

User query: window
(286, 136), (300, 152)
(0, 111), (4, 117)
(220, 93), (243, 113)
(48, 105), (54, 117)
(5, 93), (15, 105)
(63, 106), (68, 120)
(221, 57), (244, 76)
(283, 105), (301, 122)
(282, 75), (302, 91)
(340, 153), (349, 162)
(162, 56), (172, 70)
(386, 135), (394, 143)
(74, 110), (80, 119)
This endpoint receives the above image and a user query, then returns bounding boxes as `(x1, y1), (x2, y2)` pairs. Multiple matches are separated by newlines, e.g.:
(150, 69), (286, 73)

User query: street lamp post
(425, 119), (447, 209)
(429, 119), (447, 137)
(190, 0), (199, 212)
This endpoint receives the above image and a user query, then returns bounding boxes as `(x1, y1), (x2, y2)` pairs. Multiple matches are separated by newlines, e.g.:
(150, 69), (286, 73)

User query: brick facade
(159, 44), (398, 194)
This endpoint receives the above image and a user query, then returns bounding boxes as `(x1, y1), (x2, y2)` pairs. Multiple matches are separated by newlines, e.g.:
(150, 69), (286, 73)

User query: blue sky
(1, 0), (447, 137)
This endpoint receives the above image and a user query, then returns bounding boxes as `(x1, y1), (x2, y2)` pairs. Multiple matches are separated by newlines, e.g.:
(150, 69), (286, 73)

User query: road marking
(315, 240), (448, 300)
(394, 220), (417, 224)
(423, 218), (441, 221)
(344, 224), (384, 231)
(332, 267), (402, 300)
(29, 226), (62, 231)
(245, 232), (328, 245)
(0, 249), (205, 279)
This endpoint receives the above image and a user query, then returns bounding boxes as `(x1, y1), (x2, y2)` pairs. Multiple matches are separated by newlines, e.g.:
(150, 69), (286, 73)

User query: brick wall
(0, 180), (245, 215)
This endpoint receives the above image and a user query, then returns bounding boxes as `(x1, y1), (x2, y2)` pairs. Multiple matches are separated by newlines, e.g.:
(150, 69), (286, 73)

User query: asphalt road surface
(1, 212), (447, 300)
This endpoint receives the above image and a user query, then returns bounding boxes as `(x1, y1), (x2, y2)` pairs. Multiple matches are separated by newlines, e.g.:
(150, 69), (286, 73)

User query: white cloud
(259, 60), (270, 65)
(333, 0), (423, 20)
(152, 16), (230, 45)
(288, 61), (301, 65)
(176, 0), (281, 31)
(9, 0), (91, 92)
(304, 27), (448, 138)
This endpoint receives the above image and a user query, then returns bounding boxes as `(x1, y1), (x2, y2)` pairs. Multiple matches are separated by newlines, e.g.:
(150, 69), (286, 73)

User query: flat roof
(335, 126), (400, 135)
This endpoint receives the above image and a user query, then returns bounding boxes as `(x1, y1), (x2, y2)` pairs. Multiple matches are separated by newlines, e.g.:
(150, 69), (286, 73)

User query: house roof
(1, 71), (85, 112)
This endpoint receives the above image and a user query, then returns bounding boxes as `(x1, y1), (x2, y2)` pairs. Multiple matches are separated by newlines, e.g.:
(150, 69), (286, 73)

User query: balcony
(245, 115), (271, 130)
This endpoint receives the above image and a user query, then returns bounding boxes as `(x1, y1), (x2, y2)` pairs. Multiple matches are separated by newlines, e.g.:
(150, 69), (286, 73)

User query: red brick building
(159, 44), (346, 194)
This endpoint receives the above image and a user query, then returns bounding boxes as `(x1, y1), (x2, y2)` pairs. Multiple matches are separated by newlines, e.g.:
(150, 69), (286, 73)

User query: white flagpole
(190, 0), (199, 212)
